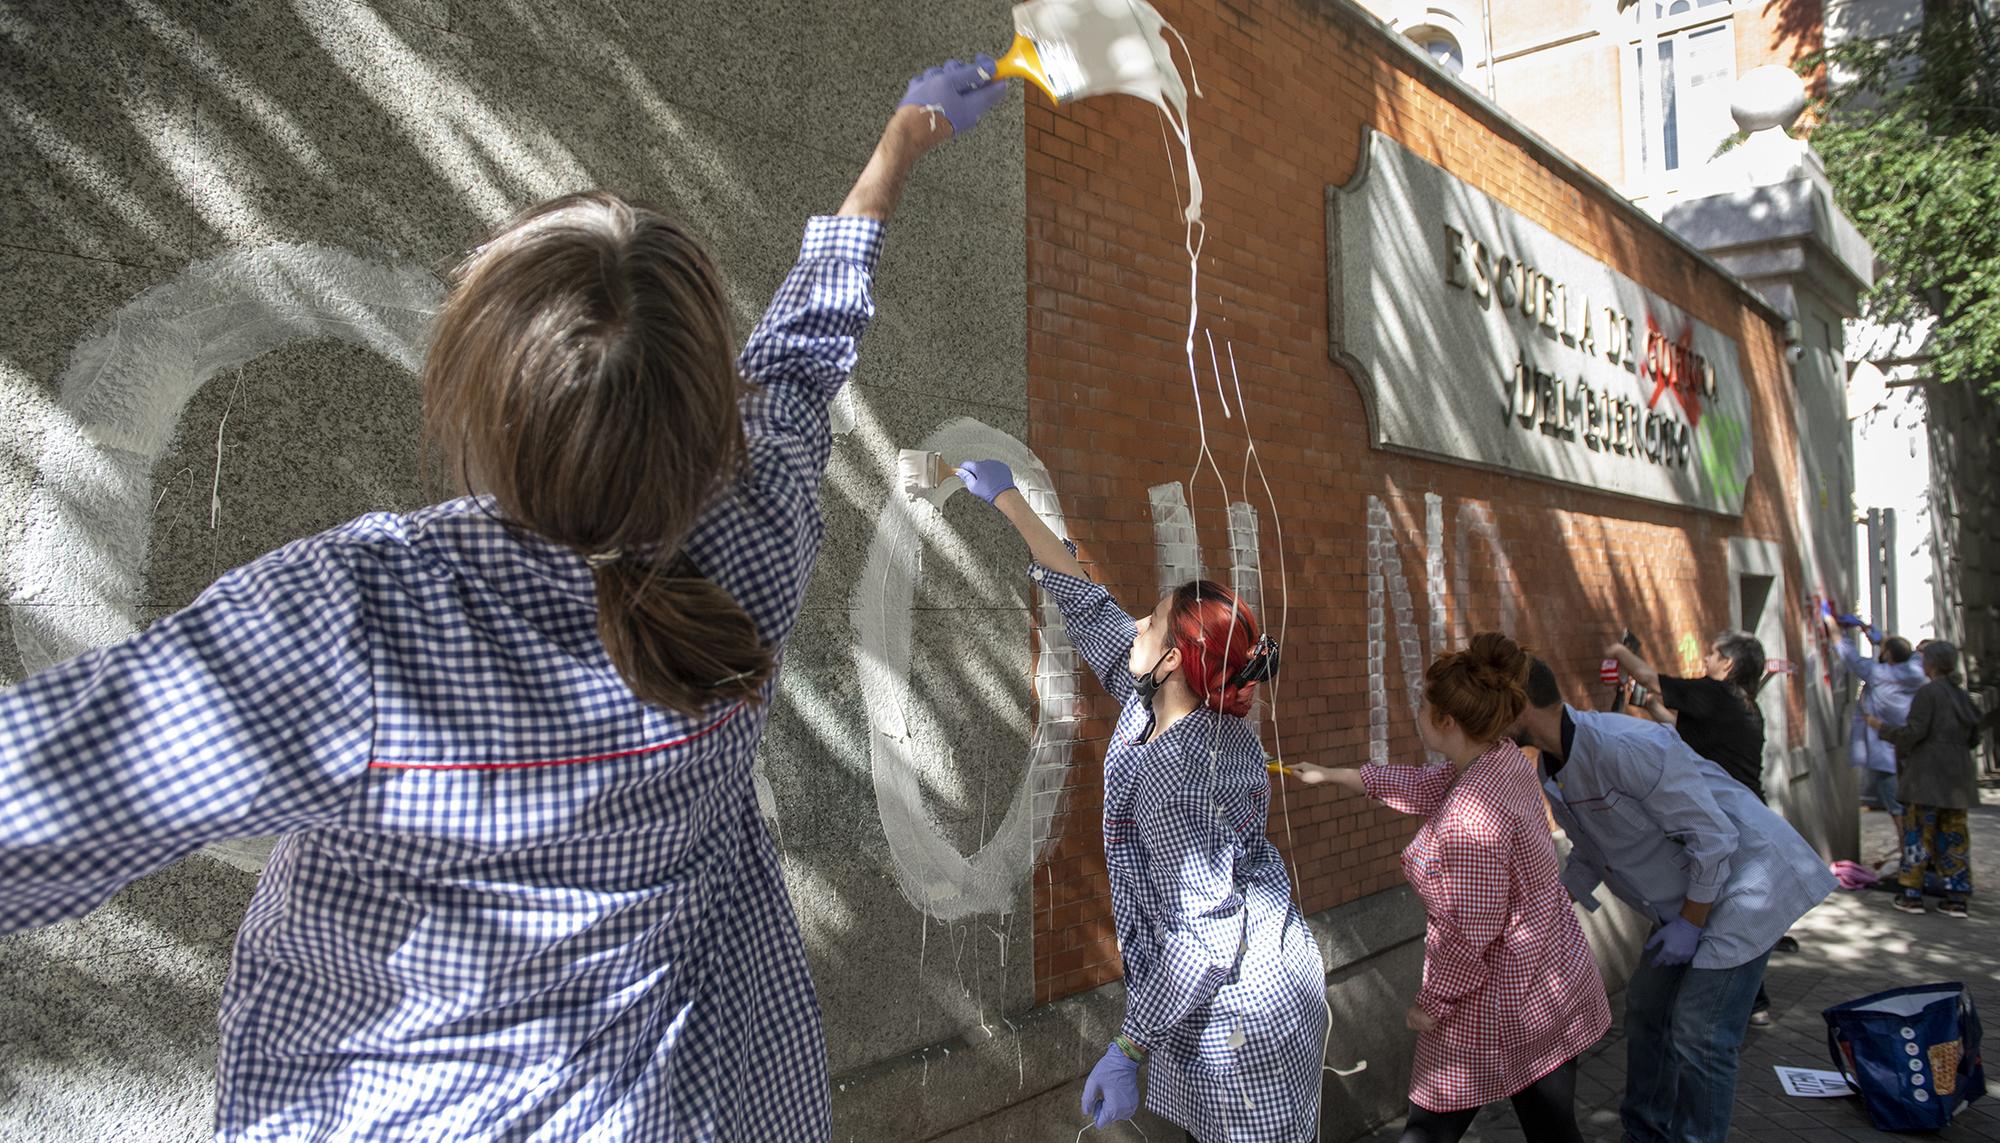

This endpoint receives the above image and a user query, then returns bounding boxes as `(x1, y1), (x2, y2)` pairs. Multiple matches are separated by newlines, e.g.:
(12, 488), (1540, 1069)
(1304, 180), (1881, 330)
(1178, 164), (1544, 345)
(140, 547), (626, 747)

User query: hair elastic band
(1229, 634), (1281, 686)
(584, 548), (624, 569)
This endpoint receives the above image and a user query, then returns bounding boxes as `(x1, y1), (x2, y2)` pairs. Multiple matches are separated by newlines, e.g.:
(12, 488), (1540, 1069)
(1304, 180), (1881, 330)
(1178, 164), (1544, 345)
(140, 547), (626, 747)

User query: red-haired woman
(1292, 634), (1610, 1143)
(958, 459), (1327, 1143)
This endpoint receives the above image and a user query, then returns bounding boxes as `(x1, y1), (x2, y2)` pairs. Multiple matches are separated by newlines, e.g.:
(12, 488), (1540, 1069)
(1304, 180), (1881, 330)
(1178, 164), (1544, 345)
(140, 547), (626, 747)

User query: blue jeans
(1861, 768), (1902, 817)
(1620, 947), (1771, 1143)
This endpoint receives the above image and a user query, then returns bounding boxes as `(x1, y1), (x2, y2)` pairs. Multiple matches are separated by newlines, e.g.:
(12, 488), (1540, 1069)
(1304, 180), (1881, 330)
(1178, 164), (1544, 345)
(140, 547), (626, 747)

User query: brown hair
(423, 191), (774, 716)
(1424, 632), (1531, 742)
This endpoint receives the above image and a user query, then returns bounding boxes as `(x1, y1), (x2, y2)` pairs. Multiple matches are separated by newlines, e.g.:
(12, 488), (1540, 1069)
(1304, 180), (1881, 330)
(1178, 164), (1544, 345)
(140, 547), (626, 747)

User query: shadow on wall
(1339, 6), (1828, 797)
(1, 0), (1037, 1136)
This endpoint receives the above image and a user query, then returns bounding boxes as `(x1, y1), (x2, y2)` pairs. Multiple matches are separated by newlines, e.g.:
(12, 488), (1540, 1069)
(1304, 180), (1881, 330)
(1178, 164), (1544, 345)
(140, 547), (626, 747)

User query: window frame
(1621, 1), (1738, 199)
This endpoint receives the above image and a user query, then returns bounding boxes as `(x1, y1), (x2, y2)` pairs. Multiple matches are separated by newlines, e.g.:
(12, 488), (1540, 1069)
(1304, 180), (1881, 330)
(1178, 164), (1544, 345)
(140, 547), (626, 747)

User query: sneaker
(1894, 895), (1927, 915)
(1749, 1009), (1775, 1027)
(1938, 901), (1970, 919)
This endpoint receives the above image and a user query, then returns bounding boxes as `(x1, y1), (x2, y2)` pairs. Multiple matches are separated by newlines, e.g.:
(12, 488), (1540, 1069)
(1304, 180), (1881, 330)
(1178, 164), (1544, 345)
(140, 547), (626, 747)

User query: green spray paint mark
(1696, 410), (1748, 502)
(1678, 632), (1703, 674)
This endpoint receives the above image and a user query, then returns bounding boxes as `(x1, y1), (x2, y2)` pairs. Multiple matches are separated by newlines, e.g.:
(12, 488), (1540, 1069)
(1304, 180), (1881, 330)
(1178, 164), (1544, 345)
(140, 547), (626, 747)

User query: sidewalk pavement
(1348, 786), (2000, 1142)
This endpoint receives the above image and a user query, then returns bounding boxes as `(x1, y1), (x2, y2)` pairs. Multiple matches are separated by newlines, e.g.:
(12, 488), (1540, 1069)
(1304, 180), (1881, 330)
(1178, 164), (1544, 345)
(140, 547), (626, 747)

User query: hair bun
(1423, 632), (1533, 743)
(1466, 631), (1528, 687)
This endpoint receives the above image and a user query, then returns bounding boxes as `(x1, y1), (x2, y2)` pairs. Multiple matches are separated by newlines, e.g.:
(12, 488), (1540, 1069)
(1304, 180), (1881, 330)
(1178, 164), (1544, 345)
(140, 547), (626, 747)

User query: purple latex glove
(1836, 613), (1867, 628)
(1644, 917), (1703, 967)
(955, 459), (1015, 504)
(898, 55), (1005, 135)
(1080, 1043), (1141, 1129)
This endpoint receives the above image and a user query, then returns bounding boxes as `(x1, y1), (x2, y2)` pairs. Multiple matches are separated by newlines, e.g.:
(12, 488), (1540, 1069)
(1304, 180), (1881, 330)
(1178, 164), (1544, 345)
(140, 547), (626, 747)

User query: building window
(1412, 28), (1465, 74)
(1625, 1), (1736, 192)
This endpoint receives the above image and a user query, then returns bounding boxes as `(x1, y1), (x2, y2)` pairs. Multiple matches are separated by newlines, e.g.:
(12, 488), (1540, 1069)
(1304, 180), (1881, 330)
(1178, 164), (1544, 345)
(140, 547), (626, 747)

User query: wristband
(1113, 1032), (1147, 1062)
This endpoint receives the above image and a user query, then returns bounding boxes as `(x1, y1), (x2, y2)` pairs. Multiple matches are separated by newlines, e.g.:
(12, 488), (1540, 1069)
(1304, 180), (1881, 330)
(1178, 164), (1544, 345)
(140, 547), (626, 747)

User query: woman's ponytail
(424, 191), (769, 717)
(593, 560), (775, 713)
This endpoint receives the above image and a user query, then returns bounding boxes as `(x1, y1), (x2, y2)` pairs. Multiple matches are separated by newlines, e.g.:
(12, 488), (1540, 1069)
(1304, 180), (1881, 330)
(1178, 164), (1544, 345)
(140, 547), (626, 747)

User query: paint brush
(898, 449), (945, 498)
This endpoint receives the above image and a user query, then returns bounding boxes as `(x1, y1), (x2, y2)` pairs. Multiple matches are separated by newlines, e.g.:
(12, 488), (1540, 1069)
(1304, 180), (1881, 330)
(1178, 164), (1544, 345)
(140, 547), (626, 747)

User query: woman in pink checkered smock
(1294, 634), (1609, 1143)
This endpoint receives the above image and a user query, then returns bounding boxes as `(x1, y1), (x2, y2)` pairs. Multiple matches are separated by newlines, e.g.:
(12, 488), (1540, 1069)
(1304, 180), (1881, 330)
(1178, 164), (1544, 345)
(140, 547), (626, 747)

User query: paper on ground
(1775, 1066), (1857, 1098)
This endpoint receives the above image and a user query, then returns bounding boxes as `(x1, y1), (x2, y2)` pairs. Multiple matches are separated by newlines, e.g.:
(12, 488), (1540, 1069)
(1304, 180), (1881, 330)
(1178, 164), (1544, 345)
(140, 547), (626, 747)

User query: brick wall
(1026, 0), (1807, 1005)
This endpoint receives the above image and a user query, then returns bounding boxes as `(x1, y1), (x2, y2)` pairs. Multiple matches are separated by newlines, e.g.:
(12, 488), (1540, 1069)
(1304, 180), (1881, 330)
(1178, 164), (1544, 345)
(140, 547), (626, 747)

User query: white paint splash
(1452, 501), (1520, 642)
(4, 243), (439, 673)
(854, 417), (1084, 921)
(1365, 493), (1521, 766)
(1365, 495), (1429, 766)
(1424, 492), (1448, 666)
(1147, 480), (1203, 593)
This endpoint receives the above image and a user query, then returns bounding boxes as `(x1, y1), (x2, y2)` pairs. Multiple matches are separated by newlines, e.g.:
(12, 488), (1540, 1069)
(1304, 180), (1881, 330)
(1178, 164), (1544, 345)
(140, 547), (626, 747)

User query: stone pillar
(1662, 66), (1877, 859)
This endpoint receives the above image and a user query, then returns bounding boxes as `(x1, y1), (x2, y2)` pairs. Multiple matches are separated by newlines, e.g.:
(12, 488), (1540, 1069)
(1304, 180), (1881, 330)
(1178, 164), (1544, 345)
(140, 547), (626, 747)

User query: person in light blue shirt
(1824, 611), (1926, 818)
(1507, 659), (1835, 1143)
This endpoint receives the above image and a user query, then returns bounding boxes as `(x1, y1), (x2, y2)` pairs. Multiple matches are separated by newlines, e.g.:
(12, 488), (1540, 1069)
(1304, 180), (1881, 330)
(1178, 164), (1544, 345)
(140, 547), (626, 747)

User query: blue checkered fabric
(1027, 561), (1327, 1143)
(0, 215), (883, 1142)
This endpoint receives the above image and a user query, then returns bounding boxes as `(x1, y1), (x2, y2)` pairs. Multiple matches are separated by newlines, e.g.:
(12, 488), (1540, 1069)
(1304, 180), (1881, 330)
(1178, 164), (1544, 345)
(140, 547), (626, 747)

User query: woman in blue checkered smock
(0, 64), (1005, 1142)
(957, 460), (1328, 1143)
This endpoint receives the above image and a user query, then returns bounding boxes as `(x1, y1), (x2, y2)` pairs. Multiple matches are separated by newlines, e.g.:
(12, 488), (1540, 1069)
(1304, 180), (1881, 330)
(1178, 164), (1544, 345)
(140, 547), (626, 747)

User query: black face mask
(1131, 647), (1173, 705)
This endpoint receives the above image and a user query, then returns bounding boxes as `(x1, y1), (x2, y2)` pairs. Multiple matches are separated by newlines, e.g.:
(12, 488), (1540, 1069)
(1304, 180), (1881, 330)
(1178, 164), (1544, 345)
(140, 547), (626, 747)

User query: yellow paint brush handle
(1266, 761), (1293, 777)
(992, 31), (1062, 105)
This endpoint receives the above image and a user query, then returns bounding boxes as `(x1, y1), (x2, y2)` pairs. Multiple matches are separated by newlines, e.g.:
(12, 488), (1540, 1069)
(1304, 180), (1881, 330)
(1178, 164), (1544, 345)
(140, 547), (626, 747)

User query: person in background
(1605, 631), (1768, 802)
(1824, 611), (1925, 819)
(1604, 630), (1786, 1025)
(957, 458), (1326, 1143)
(1507, 659), (1835, 1143)
(0, 60), (1006, 1142)
(1290, 635), (1610, 1143)
(1868, 640), (1982, 919)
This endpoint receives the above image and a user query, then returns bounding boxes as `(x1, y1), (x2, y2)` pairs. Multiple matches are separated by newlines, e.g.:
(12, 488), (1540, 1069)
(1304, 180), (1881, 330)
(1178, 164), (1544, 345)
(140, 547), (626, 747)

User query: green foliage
(1801, 2), (2000, 401)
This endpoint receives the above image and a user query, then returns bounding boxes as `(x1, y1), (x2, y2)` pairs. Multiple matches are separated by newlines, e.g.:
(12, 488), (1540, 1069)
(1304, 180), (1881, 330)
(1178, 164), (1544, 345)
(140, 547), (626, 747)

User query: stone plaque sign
(1327, 129), (1756, 515)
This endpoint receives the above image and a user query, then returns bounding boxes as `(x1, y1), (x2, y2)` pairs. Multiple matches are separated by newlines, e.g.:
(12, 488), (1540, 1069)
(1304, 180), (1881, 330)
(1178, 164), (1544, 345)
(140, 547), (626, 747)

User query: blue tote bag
(1825, 983), (1986, 1131)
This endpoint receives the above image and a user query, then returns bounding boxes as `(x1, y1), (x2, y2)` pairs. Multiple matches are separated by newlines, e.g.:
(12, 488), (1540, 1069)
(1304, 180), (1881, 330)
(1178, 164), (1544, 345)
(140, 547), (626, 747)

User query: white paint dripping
(1365, 494), (1521, 766)
(208, 373), (244, 531)
(854, 417), (1084, 921)
(1226, 499), (1264, 730)
(4, 243), (439, 673)
(1226, 500), (1262, 616)
(1147, 480), (1203, 593)
(752, 764), (783, 849)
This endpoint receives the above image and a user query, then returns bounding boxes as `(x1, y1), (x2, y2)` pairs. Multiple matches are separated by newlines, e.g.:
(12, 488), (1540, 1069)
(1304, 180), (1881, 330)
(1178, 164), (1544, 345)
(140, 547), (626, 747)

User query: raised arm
(840, 57), (1003, 221)
(959, 460), (1134, 703)
(737, 59), (1005, 484)
(711, 63), (1006, 634)
(1605, 642), (1661, 693)
(990, 482), (1085, 582)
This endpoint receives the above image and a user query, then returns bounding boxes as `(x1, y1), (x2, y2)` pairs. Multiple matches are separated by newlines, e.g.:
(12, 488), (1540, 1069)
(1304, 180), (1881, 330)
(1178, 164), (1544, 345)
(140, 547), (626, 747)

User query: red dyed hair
(1166, 580), (1263, 718)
